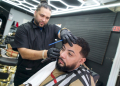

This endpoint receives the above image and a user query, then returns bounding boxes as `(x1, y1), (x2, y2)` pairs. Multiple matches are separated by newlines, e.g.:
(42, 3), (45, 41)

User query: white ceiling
(2, 0), (120, 16)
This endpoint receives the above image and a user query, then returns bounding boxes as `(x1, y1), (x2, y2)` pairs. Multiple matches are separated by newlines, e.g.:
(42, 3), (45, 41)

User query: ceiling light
(2, 0), (120, 16)
(52, 3), (120, 15)
(2, 0), (34, 13)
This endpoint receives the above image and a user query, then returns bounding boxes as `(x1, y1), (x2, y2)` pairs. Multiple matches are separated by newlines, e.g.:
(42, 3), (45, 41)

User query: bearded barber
(11, 2), (76, 86)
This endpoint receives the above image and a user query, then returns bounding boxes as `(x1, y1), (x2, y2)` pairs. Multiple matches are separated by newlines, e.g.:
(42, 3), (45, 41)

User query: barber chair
(0, 36), (18, 86)
(91, 70), (100, 83)
(83, 63), (100, 85)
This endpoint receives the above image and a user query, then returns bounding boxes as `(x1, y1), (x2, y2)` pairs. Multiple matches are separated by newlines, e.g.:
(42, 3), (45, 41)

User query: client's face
(56, 43), (85, 72)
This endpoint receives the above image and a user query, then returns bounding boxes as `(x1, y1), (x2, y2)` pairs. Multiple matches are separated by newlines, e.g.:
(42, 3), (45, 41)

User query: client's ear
(79, 58), (86, 65)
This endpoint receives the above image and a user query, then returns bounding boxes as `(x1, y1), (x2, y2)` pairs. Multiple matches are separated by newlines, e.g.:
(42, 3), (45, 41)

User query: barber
(11, 2), (76, 86)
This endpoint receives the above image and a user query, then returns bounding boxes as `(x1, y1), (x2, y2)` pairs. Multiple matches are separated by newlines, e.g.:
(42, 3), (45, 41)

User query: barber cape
(23, 61), (93, 86)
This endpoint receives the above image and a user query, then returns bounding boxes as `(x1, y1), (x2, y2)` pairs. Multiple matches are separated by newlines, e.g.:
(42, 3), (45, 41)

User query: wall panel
(49, 12), (116, 64)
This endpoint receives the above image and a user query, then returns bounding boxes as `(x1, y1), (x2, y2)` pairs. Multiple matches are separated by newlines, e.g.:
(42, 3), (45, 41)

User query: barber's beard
(56, 57), (77, 72)
(34, 18), (45, 27)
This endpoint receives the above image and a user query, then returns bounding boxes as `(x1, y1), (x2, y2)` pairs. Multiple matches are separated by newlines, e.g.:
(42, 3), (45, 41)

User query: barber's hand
(47, 48), (60, 60)
(60, 29), (76, 46)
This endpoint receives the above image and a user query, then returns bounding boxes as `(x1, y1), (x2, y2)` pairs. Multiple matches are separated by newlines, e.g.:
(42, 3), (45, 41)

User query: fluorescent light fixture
(52, 3), (120, 15)
(2, 0), (100, 14)
(2, 0), (34, 13)
(48, 0), (100, 12)
(32, 0), (40, 4)
(2, 0), (120, 16)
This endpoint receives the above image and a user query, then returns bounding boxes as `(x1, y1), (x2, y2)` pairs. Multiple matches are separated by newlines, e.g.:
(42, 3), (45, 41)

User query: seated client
(20, 37), (96, 86)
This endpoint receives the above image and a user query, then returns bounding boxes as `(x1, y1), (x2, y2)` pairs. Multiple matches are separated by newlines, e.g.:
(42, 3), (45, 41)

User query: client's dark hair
(76, 37), (90, 58)
(36, 3), (52, 11)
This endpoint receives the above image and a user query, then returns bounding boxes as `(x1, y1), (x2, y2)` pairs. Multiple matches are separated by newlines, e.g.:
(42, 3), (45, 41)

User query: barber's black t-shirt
(12, 19), (61, 80)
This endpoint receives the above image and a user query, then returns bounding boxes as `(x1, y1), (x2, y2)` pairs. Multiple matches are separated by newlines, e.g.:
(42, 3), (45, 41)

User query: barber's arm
(18, 48), (60, 60)
(58, 28), (76, 47)
(18, 48), (47, 60)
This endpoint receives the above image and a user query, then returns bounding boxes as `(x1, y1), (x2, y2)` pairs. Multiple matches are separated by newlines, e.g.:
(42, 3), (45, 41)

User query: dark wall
(85, 12), (120, 86)
(49, 12), (120, 86)
(85, 31), (120, 86)
(49, 12), (116, 64)
(114, 12), (120, 26)
(0, 2), (10, 35)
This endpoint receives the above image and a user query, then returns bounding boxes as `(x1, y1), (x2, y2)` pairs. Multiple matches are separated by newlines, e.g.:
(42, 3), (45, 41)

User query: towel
(23, 61), (56, 86)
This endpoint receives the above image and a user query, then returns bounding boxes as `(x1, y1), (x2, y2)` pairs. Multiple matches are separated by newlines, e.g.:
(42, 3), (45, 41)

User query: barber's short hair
(36, 3), (52, 11)
(76, 37), (90, 58)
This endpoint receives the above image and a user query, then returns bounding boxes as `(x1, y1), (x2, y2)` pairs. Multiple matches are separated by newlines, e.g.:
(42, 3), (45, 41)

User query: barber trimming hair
(11, 0), (76, 86)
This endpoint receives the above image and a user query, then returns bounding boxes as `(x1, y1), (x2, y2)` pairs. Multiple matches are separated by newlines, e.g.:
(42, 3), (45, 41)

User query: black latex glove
(41, 48), (60, 63)
(47, 48), (60, 59)
(60, 29), (76, 46)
